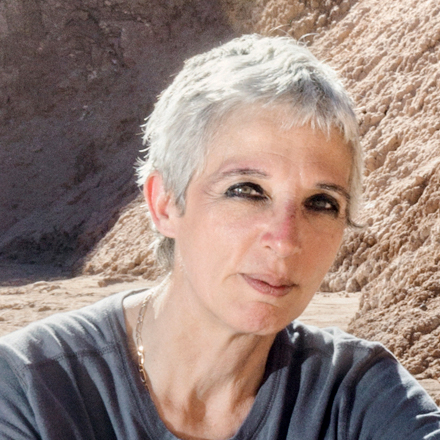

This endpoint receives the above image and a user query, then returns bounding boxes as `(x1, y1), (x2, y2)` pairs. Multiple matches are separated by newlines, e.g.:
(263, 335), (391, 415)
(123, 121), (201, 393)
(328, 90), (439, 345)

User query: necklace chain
(135, 293), (150, 386)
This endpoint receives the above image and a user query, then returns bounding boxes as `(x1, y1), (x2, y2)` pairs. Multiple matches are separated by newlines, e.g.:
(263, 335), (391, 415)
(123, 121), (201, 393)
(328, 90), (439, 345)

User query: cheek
(176, 206), (252, 270)
(306, 228), (344, 276)
(200, 200), (260, 237)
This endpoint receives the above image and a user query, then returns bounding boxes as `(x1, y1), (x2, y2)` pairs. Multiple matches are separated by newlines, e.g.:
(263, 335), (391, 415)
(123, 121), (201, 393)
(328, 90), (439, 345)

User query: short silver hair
(137, 34), (362, 273)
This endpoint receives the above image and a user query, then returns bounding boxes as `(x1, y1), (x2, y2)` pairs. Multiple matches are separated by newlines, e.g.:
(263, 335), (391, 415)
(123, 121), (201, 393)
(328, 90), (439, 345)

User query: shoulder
(274, 322), (440, 438)
(0, 289), (144, 373)
(269, 321), (402, 408)
(0, 288), (147, 439)
(278, 320), (435, 408)
(282, 320), (393, 371)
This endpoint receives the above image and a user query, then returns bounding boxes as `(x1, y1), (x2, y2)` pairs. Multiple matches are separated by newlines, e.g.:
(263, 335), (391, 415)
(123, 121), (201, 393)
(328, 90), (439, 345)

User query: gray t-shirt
(0, 290), (439, 440)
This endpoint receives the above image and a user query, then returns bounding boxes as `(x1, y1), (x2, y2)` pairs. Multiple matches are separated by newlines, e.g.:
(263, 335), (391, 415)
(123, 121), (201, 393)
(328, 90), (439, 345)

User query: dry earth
(1, 0), (440, 406)
(0, 272), (358, 339)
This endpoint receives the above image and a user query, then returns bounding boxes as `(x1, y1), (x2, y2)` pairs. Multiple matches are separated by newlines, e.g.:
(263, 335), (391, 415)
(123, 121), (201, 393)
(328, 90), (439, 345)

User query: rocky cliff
(0, 0), (234, 266)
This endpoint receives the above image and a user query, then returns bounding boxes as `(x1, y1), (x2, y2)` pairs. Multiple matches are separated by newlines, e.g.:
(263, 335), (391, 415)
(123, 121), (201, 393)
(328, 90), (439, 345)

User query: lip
(241, 273), (297, 297)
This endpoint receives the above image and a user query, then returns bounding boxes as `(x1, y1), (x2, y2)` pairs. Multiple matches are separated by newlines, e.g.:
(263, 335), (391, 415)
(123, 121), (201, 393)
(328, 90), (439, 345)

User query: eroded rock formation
(0, 0), (233, 266)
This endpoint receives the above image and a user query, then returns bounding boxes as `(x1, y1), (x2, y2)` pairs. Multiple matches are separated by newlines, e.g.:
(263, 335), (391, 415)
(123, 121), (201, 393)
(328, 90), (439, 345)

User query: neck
(130, 277), (277, 439)
(144, 278), (275, 398)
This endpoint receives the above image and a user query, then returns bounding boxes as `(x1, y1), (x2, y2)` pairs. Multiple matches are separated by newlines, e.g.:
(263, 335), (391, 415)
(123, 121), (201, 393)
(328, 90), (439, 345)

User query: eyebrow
(213, 167), (270, 184)
(317, 183), (351, 202)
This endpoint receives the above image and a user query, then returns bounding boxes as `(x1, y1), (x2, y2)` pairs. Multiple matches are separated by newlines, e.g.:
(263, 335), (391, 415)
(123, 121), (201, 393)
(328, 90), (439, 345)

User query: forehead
(200, 104), (352, 185)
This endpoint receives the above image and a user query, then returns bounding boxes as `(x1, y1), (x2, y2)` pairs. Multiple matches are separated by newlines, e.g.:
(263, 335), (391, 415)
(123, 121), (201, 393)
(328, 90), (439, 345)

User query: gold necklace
(134, 278), (169, 388)
(135, 293), (150, 386)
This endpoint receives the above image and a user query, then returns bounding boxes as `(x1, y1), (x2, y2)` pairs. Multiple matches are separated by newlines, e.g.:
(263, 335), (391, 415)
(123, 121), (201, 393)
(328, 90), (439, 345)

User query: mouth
(241, 274), (297, 297)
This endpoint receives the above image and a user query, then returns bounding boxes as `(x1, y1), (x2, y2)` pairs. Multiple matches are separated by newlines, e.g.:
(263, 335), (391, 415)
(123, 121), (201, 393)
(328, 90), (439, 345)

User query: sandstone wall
(0, 0), (234, 266)
(311, 0), (440, 380)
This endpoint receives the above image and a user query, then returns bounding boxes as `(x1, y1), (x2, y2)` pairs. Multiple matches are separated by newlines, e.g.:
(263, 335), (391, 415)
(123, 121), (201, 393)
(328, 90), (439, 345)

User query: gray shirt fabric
(0, 290), (439, 440)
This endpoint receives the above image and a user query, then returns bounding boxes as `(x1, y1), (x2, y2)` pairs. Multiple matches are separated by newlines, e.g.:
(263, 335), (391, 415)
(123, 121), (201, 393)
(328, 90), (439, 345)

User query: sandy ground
(1, 266), (439, 404)
(0, 264), (360, 335)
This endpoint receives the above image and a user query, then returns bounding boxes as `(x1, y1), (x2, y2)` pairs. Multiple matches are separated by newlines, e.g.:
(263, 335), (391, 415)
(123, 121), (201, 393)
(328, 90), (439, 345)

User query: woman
(0, 35), (439, 440)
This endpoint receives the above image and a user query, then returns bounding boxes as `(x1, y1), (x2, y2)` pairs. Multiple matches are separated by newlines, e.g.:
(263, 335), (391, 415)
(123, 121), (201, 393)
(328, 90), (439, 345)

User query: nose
(260, 204), (303, 258)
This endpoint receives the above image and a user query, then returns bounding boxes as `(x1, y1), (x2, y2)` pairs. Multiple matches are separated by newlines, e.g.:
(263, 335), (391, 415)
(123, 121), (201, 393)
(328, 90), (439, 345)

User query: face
(165, 106), (352, 336)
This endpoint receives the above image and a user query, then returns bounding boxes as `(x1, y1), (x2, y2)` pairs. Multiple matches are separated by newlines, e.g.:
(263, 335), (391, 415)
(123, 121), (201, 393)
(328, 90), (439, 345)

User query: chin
(229, 303), (294, 336)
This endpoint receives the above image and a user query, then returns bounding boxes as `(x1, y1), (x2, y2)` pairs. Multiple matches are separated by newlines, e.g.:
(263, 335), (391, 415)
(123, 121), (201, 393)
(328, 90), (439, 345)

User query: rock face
(226, 0), (359, 39)
(82, 195), (159, 279)
(309, 0), (440, 381)
(0, 0), (234, 266)
(1, 0), (440, 389)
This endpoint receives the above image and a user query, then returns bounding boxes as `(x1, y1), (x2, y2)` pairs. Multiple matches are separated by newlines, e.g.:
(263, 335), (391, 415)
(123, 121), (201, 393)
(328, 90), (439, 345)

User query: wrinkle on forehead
(196, 104), (351, 190)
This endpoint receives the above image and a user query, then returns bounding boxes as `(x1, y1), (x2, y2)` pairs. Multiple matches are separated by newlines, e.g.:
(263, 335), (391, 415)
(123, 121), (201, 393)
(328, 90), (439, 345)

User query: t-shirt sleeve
(346, 351), (440, 440)
(0, 355), (40, 439)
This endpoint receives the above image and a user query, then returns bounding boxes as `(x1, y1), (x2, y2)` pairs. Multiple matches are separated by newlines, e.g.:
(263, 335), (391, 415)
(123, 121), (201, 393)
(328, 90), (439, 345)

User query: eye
(225, 182), (267, 201)
(304, 194), (341, 216)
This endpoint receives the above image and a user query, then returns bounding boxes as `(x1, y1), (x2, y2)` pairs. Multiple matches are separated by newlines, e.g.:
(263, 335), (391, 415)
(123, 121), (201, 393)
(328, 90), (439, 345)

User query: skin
(124, 105), (352, 440)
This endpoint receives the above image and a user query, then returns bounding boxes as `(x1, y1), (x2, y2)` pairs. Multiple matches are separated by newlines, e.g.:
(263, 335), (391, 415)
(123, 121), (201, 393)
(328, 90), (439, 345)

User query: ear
(143, 172), (179, 238)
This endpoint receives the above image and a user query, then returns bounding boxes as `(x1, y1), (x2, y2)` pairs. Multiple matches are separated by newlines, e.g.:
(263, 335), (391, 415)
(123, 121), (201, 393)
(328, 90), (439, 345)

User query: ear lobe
(144, 172), (178, 238)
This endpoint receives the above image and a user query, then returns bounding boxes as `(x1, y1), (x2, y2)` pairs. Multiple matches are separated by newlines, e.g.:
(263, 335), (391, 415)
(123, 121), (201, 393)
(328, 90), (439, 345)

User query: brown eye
(304, 194), (340, 216)
(225, 182), (266, 201)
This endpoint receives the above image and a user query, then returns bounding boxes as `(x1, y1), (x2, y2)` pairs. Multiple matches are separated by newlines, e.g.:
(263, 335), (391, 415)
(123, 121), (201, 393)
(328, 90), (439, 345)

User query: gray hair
(137, 34), (362, 273)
